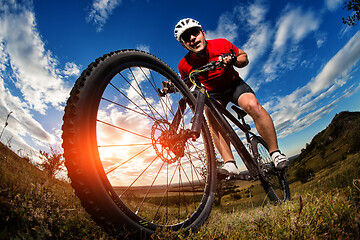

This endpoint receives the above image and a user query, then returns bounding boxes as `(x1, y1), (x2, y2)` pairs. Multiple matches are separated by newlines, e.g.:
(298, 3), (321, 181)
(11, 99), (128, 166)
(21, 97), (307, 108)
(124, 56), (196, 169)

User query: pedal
(231, 173), (253, 181)
(217, 168), (230, 180)
(217, 169), (253, 181)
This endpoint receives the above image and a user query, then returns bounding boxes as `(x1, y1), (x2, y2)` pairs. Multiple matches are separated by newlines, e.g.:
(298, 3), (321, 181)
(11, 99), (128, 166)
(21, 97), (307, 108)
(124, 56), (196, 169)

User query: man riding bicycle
(173, 18), (290, 176)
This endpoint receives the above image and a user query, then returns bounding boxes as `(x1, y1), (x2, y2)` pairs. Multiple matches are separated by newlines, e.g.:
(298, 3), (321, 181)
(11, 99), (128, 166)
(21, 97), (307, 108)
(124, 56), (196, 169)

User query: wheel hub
(151, 120), (189, 163)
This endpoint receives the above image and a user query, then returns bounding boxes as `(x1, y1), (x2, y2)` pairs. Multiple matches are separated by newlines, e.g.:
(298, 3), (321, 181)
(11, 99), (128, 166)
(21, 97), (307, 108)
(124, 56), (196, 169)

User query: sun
(96, 122), (158, 186)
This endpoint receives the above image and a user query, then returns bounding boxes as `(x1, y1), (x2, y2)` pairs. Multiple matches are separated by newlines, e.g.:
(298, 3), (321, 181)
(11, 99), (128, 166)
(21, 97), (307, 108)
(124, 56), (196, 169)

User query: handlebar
(188, 49), (237, 79)
(157, 49), (238, 140)
(158, 49), (237, 97)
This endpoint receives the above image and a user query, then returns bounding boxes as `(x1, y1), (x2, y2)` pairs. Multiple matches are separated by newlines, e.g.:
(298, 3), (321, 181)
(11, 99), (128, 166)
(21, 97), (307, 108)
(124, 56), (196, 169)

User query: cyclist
(173, 18), (290, 176)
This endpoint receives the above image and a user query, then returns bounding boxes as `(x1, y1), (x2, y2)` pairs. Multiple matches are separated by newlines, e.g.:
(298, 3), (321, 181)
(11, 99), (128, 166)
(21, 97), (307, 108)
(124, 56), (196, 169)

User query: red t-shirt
(178, 38), (240, 92)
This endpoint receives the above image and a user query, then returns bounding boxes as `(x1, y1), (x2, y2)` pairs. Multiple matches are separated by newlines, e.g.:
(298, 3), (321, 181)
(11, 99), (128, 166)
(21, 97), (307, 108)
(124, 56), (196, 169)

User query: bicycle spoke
(119, 69), (170, 122)
(178, 163), (199, 212)
(141, 68), (173, 122)
(135, 161), (166, 214)
(108, 81), (156, 121)
(119, 155), (159, 198)
(182, 152), (206, 187)
(98, 64), (210, 224)
(97, 119), (151, 140)
(63, 50), (216, 234)
(98, 143), (151, 148)
(138, 67), (178, 120)
(251, 136), (290, 203)
(151, 162), (180, 223)
(127, 68), (162, 120)
(105, 146), (152, 175)
(101, 97), (150, 119)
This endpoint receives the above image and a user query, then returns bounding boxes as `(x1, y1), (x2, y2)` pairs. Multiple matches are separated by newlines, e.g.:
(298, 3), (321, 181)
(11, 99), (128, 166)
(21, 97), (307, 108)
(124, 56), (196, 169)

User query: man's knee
(238, 94), (262, 116)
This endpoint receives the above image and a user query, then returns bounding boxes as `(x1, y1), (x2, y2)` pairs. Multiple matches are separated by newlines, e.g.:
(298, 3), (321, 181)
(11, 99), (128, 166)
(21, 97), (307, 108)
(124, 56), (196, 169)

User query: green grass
(0, 142), (113, 239)
(1, 139), (360, 239)
(152, 153), (360, 239)
(191, 188), (358, 240)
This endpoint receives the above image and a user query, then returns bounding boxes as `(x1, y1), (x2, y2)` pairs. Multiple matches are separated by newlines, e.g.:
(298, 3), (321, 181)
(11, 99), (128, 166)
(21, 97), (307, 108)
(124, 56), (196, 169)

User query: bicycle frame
(62, 49), (290, 238)
(172, 84), (260, 178)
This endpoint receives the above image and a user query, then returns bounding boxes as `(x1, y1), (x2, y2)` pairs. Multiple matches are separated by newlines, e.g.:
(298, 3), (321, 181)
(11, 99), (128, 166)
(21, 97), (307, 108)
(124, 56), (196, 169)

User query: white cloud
(0, 4), (73, 114)
(0, 78), (55, 154)
(239, 26), (271, 80)
(274, 7), (319, 49)
(262, 6), (321, 82)
(269, 31), (360, 138)
(325, 0), (343, 11)
(0, 1), (79, 156)
(246, 1), (268, 26)
(206, 14), (238, 42)
(0, 42), (7, 72)
(196, 2), (360, 143)
(63, 62), (80, 77)
(87, 0), (121, 32)
(204, 1), (271, 81)
(233, 1), (272, 80)
(310, 32), (360, 94)
(136, 44), (150, 53)
(315, 32), (327, 48)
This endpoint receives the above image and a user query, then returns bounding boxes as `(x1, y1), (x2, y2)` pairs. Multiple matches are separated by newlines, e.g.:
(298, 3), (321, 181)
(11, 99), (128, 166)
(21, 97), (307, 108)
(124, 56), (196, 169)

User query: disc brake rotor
(151, 120), (188, 164)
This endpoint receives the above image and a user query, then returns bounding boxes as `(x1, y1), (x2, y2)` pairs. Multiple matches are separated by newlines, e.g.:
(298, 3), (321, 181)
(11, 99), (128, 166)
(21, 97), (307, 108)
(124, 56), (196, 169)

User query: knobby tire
(62, 50), (217, 239)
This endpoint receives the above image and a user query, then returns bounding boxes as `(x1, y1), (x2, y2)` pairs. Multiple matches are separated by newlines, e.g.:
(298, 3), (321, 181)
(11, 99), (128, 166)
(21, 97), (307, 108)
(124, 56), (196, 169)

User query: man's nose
(189, 34), (196, 42)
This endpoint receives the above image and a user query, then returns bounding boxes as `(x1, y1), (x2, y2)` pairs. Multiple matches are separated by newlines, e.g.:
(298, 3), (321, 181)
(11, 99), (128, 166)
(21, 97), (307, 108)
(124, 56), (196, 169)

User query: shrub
(295, 166), (315, 183)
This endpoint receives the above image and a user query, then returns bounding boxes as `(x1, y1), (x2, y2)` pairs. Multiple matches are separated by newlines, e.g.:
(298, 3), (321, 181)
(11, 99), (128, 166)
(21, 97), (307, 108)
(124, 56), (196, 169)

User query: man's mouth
(191, 41), (200, 48)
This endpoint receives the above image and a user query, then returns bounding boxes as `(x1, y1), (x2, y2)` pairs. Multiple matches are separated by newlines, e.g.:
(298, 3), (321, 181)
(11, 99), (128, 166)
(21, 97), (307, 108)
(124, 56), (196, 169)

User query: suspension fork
(171, 87), (206, 140)
(168, 86), (206, 142)
(190, 87), (207, 140)
(171, 97), (187, 129)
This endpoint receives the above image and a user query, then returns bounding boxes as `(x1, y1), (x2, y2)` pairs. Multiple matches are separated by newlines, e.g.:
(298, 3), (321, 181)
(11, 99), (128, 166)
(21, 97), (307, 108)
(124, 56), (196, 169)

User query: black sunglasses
(181, 28), (202, 42)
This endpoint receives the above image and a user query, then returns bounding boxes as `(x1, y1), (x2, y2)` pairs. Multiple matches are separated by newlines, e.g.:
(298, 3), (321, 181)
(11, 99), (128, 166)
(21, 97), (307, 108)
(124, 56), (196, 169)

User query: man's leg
(204, 107), (240, 175)
(237, 93), (289, 169)
(204, 107), (233, 161)
(237, 93), (278, 153)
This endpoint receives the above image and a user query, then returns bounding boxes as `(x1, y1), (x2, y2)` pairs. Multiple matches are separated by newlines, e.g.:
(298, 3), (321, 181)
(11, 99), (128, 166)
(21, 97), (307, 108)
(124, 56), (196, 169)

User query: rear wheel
(62, 50), (217, 238)
(251, 136), (290, 203)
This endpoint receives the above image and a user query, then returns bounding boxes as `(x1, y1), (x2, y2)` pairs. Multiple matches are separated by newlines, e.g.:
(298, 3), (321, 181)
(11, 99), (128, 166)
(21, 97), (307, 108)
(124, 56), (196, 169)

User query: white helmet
(174, 18), (202, 42)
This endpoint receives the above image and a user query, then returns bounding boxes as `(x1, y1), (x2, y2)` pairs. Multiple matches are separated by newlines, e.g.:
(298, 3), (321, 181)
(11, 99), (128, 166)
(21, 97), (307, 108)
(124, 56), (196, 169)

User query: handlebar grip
(221, 49), (237, 65)
(229, 49), (237, 64)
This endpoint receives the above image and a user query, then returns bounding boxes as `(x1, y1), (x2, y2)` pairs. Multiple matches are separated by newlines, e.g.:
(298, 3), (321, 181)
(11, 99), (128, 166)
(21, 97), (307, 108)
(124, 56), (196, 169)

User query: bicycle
(62, 49), (290, 239)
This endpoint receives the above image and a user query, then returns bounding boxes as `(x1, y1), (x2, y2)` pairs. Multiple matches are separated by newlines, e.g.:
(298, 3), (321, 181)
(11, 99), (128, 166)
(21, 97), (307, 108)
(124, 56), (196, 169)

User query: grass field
(152, 152), (360, 239)
(1, 141), (359, 239)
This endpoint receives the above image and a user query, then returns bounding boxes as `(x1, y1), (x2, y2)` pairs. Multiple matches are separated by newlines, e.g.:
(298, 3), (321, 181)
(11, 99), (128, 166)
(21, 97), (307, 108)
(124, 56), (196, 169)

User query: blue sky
(0, 0), (360, 161)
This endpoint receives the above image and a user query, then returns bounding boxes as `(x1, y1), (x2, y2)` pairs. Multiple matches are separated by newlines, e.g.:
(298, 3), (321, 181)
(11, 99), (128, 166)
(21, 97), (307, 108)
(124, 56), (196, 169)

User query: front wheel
(251, 136), (290, 203)
(62, 50), (217, 238)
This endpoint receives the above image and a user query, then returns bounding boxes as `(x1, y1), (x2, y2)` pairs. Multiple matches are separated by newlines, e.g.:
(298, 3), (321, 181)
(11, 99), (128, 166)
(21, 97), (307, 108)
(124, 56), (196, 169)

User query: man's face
(181, 27), (207, 55)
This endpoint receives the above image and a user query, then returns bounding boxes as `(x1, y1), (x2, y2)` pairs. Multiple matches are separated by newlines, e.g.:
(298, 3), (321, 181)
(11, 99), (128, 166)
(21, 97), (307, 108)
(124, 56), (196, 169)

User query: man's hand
(160, 81), (177, 95)
(218, 49), (237, 68)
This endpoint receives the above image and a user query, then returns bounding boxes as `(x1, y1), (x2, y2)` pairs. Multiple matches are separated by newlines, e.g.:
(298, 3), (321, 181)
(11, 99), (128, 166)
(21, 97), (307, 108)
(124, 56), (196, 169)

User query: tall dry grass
(152, 153), (360, 239)
(0, 142), (113, 239)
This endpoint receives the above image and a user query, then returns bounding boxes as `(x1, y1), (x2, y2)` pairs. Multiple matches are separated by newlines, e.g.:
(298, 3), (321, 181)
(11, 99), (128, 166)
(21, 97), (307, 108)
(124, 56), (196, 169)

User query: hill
(287, 111), (360, 184)
(296, 111), (360, 163)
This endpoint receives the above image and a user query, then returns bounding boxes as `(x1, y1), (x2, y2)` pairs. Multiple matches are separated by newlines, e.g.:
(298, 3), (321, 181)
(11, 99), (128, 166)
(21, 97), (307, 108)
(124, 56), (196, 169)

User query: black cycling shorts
(208, 77), (255, 106)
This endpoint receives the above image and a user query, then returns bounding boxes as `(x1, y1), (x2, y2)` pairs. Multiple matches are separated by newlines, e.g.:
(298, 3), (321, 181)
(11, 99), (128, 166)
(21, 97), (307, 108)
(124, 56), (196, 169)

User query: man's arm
(233, 49), (249, 68)
(219, 48), (249, 68)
